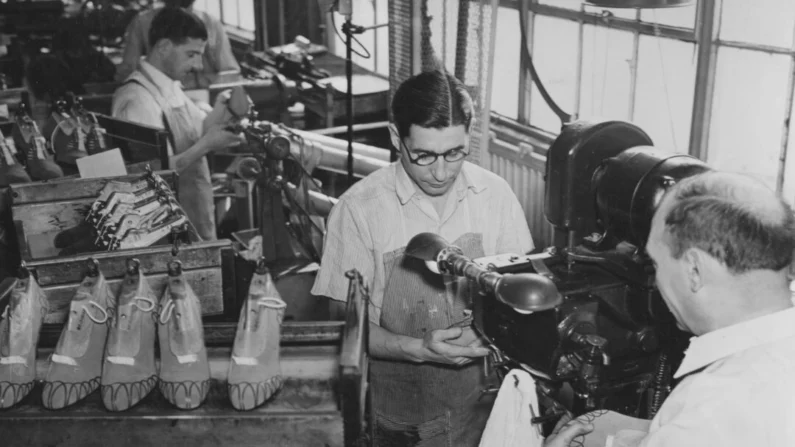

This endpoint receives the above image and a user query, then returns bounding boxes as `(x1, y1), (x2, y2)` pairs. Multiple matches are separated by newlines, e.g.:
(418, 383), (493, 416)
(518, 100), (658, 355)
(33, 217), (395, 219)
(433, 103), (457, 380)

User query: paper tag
(77, 148), (127, 179)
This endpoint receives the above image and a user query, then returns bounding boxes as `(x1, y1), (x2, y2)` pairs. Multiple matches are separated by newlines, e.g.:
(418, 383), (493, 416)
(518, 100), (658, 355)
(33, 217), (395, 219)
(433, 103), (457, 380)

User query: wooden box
(7, 172), (236, 323)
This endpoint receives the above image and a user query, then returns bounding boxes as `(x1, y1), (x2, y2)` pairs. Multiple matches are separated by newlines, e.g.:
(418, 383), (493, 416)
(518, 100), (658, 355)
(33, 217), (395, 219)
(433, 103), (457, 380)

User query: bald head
(656, 171), (795, 274)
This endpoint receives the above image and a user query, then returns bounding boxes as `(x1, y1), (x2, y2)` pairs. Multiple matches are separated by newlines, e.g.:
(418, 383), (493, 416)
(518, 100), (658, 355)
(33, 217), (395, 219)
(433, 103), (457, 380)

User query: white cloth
(478, 369), (544, 447)
(638, 305), (795, 447)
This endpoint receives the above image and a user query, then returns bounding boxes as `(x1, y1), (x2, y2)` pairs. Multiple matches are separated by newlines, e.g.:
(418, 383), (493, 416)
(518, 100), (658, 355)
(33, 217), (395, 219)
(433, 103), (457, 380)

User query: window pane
(331, 0), (376, 72)
(426, 0), (459, 73)
(203, 0), (221, 20)
(529, 16), (579, 133)
(708, 48), (790, 192)
(539, 0), (581, 9)
(640, 4), (696, 29)
(633, 36), (695, 153)
(221, 0), (239, 27)
(490, 7), (520, 119)
(375, 0), (389, 75)
(579, 25), (633, 122)
(238, 0), (255, 32)
(193, 0), (207, 12)
(720, 0), (795, 48)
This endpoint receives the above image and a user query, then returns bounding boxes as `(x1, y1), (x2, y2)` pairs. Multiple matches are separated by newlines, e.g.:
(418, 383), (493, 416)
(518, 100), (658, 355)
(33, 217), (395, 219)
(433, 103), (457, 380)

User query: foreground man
(312, 69), (535, 446)
(112, 7), (245, 240)
(557, 171), (795, 446)
(116, 0), (240, 89)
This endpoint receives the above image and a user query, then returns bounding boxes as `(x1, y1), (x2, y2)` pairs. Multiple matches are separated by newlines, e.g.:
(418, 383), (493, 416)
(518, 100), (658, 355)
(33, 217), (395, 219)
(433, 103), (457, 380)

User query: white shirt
(112, 60), (204, 156)
(639, 305), (795, 447)
(311, 161), (535, 324)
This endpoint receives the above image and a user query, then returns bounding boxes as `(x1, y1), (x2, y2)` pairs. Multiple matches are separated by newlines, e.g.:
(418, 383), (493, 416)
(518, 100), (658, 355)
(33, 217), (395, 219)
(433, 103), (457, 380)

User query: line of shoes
(0, 96), (108, 187)
(52, 170), (190, 257)
(0, 256), (286, 412)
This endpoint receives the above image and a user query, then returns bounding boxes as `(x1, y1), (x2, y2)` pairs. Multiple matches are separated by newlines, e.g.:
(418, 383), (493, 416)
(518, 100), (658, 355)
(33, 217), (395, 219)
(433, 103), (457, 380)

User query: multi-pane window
(491, 0), (795, 203)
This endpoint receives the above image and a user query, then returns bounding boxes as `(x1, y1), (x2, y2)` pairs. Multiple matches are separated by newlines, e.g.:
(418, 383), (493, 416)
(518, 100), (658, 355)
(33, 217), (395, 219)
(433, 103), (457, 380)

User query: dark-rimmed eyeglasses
(401, 142), (469, 166)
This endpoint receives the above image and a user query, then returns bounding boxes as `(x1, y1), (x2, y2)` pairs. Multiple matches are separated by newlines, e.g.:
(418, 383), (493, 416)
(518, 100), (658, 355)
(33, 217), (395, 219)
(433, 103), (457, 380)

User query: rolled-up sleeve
(311, 199), (375, 312)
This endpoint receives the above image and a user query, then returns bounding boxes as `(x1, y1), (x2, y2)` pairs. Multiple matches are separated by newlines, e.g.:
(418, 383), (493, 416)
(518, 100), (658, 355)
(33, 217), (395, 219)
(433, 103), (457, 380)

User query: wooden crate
(7, 171), (236, 323)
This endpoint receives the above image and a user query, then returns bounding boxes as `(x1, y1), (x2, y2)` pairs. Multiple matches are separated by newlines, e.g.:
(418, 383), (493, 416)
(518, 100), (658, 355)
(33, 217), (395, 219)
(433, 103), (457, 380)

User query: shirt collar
(395, 161), (486, 206)
(139, 60), (184, 99)
(674, 305), (795, 379)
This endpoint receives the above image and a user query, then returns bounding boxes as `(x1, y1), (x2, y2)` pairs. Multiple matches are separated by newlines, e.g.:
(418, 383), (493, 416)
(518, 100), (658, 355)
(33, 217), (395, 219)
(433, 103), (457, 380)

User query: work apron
(370, 198), (493, 447)
(123, 69), (217, 241)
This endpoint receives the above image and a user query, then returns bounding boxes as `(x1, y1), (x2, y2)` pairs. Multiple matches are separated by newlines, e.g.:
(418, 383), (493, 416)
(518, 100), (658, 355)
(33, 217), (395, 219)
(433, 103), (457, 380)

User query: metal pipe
(285, 127), (391, 161)
(297, 139), (389, 178)
(283, 181), (338, 216)
(308, 120), (390, 136)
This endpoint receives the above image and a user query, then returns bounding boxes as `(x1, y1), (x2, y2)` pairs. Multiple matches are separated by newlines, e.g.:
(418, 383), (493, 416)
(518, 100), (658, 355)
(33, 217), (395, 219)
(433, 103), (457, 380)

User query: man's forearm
(169, 139), (210, 173)
(369, 322), (426, 363)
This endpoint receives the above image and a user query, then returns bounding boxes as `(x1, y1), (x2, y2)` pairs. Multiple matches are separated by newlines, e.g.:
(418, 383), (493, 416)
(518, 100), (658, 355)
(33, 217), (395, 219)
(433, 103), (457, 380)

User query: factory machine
(405, 120), (712, 423)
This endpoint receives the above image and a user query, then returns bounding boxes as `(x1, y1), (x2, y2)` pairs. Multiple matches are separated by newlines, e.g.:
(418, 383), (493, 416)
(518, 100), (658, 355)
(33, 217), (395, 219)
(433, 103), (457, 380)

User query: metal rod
(518, 0), (532, 123)
(574, 2), (586, 119)
(309, 121), (390, 136)
(716, 39), (795, 56)
(687, 0), (719, 160)
(345, 17), (355, 186)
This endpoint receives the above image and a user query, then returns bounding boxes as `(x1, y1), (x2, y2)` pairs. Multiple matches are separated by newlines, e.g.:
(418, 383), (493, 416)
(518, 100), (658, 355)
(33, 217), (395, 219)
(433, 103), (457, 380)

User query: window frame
(494, 0), (795, 195)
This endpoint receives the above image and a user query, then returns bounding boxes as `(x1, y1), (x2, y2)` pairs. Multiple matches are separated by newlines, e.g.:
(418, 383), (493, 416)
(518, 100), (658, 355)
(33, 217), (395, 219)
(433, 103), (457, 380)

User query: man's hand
(543, 414), (594, 447)
(213, 89), (233, 109)
(419, 327), (490, 365)
(199, 125), (246, 152)
(446, 326), (485, 349)
(203, 89), (235, 130)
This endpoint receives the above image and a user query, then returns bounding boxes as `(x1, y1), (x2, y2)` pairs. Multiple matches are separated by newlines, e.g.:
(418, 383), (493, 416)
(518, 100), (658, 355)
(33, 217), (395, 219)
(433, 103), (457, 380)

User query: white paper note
(77, 148), (127, 179)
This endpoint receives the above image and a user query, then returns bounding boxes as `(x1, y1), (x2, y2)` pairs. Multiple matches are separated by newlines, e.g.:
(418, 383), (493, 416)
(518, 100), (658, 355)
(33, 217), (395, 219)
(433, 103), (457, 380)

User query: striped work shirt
(311, 161), (535, 324)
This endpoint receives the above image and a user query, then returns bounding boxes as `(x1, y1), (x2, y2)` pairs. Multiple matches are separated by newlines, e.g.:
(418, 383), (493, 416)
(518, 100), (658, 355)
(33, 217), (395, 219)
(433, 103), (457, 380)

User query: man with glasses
(312, 69), (534, 446)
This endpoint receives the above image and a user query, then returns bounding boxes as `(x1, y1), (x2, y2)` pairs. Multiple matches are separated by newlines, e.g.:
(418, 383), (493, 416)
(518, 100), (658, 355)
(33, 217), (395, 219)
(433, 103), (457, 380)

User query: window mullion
(518, 0), (534, 124)
(573, 2), (585, 119)
(775, 17), (795, 195)
(628, 8), (640, 121)
(688, 0), (719, 160)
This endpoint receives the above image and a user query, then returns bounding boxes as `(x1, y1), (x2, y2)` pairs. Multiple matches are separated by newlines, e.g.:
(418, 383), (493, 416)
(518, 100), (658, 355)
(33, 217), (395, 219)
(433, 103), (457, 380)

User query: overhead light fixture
(584, 0), (694, 8)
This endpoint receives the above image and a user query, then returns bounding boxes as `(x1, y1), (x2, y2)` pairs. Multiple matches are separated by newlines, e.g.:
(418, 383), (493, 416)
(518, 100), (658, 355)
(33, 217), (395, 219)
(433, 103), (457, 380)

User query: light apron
(123, 69), (217, 241)
(370, 198), (493, 447)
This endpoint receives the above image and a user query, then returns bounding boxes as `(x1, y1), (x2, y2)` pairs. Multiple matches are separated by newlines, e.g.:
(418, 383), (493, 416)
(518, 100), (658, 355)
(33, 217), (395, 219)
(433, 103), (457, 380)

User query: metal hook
(168, 260), (183, 277)
(126, 258), (140, 276)
(255, 257), (268, 275)
(86, 258), (100, 277)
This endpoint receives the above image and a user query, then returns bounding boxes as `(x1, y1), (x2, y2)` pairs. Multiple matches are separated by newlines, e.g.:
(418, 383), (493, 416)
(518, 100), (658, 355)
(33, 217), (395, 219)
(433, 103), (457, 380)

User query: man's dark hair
(662, 172), (795, 274)
(148, 7), (207, 48)
(391, 69), (474, 140)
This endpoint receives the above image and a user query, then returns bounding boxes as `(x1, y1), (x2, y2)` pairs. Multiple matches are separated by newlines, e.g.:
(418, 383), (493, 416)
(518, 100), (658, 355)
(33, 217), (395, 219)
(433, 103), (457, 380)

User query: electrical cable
(518, 0), (573, 125)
